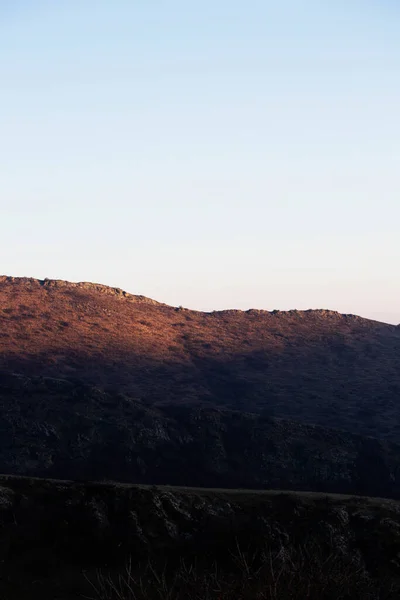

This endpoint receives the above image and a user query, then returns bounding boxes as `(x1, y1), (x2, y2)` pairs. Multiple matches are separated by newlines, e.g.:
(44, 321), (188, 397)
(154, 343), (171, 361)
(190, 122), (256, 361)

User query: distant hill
(1, 276), (400, 442)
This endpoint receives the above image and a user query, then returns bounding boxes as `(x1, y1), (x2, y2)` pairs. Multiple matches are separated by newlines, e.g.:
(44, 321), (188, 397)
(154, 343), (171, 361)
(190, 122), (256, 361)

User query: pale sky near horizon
(1, 1), (399, 324)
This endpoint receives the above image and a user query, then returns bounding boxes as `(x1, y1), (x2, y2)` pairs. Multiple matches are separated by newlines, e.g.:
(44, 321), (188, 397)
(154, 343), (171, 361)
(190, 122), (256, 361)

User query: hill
(2, 276), (400, 597)
(1, 276), (400, 442)
(1, 476), (400, 598)
(1, 372), (400, 499)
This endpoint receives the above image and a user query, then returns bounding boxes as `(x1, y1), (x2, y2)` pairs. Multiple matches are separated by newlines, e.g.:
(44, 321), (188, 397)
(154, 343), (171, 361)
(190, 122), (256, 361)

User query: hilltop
(1, 276), (400, 442)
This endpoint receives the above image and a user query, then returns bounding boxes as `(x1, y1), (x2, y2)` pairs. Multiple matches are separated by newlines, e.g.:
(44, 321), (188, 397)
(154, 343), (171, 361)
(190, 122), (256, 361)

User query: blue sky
(1, 1), (399, 323)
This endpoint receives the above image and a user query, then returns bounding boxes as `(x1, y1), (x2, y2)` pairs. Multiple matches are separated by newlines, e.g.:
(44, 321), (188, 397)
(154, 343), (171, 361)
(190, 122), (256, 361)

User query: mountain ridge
(0, 275), (163, 306)
(1, 275), (400, 444)
(0, 275), (393, 323)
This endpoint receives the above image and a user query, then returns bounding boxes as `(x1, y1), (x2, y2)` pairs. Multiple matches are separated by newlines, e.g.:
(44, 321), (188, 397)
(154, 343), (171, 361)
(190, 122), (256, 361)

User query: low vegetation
(85, 543), (400, 600)
(1, 477), (400, 597)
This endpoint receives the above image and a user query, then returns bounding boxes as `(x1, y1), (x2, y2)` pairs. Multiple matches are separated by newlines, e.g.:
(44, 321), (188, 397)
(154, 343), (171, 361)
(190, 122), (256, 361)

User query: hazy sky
(1, 1), (399, 323)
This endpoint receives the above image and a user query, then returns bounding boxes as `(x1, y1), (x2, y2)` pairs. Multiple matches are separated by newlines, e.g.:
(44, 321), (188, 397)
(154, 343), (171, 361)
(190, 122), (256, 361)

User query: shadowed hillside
(1, 276), (400, 442)
(1, 372), (400, 499)
(1, 477), (400, 598)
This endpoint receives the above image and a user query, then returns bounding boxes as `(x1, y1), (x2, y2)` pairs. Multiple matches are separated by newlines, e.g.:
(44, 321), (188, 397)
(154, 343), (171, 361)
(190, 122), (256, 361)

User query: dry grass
(84, 541), (400, 600)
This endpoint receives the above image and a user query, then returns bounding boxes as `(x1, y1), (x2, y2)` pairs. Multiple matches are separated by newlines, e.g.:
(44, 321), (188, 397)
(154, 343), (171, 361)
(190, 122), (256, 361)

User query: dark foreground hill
(1, 276), (400, 442)
(1, 476), (400, 598)
(1, 372), (400, 499)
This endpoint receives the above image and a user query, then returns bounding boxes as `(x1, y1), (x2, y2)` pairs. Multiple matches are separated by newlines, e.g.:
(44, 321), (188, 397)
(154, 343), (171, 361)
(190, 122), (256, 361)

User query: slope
(1, 476), (400, 598)
(1, 372), (400, 499)
(1, 276), (400, 442)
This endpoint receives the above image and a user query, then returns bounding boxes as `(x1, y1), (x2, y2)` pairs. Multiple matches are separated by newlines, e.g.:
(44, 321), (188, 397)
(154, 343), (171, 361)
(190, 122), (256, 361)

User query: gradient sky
(1, 1), (399, 323)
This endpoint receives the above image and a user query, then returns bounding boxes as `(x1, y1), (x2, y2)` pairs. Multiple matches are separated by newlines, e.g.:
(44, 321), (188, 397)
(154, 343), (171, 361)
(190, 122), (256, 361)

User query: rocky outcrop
(0, 276), (163, 305)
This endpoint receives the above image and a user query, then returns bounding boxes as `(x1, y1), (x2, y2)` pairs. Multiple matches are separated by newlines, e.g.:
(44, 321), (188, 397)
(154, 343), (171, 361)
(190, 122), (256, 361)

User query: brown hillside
(1, 276), (400, 442)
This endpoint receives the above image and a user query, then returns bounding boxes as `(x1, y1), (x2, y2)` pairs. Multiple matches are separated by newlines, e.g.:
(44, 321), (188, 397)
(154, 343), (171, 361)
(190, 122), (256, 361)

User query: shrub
(84, 540), (400, 599)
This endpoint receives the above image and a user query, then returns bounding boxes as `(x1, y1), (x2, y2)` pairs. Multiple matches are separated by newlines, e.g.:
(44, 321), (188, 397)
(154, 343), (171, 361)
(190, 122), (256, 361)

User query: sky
(1, 1), (399, 323)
